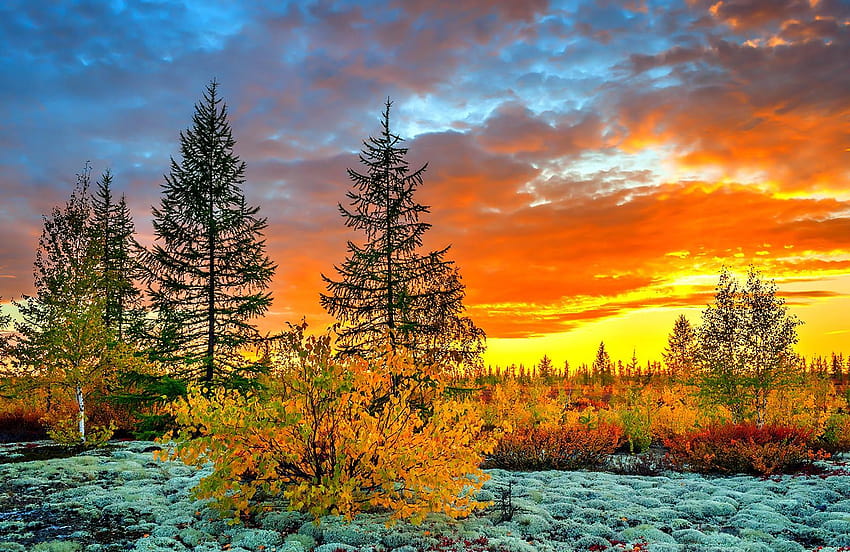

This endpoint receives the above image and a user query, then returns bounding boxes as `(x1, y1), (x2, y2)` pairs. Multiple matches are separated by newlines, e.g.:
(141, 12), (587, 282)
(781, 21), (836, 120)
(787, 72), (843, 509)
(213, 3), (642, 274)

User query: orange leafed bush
(159, 329), (494, 523)
(484, 423), (624, 471)
(664, 423), (827, 475)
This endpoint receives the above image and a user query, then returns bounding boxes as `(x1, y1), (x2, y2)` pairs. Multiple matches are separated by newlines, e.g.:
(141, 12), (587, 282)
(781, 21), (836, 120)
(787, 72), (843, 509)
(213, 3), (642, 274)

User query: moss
(31, 542), (81, 552)
(574, 535), (611, 549)
(671, 528), (706, 544)
(321, 526), (374, 547)
(675, 499), (735, 519)
(315, 544), (356, 552)
(769, 540), (804, 552)
(701, 532), (742, 547)
(583, 522), (616, 539)
(260, 510), (307, 533)
(510, 513), (552, 536)
(285, 533), (316, 550)
(669, 518), (692, 531)
(475, 489), (496, 502)
(573, 507), (607, 524)
(738, 528), (773, 542)
(177, 528), (209, 547)
(297, 520), (323, 541)
(630, 495), (664, 509)
(0, 544), (26, 552)
(621, 524), (676, 544)
(828, 531), (850, 548)
(821, 518), (850, 533)
(644, 544), (682, 552)
(487, 536), (539, 552)
(152, 525), (182, 538)
(133, 536), (188, 551)
(229, 529), (284, 550)
(548, 501), (577, 519)
(740, 543), (774, 552)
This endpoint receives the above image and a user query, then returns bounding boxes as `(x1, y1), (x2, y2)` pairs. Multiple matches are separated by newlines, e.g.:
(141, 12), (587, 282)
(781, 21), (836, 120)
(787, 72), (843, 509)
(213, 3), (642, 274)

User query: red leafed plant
(484, 423), (624, 471)
(664, 423), (828, 475)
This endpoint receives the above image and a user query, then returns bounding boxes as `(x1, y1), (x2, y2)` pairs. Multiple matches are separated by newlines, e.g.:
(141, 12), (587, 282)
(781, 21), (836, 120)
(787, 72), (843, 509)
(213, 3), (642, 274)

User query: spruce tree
(592, 341), (613, 385)
(91, 169), (143, 340)
(321, 99), (484, 365)
(146, 80), (276, 383)
(662, 314), (696, 378)
(0, 300), (13, 377)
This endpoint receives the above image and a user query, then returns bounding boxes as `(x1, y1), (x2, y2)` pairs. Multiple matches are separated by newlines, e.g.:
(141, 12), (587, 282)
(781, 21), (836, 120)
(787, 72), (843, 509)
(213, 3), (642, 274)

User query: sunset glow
(1, 0), (848, 367)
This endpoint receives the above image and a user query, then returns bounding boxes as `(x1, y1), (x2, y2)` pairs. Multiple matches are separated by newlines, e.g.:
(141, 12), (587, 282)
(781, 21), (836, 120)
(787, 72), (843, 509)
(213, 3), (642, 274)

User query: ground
(2, 442), (850, 552)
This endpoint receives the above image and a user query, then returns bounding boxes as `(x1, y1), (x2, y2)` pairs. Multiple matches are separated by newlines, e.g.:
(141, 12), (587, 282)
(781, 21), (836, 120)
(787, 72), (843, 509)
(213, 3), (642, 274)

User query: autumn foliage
(664, 423), (827, 475)
(484, 423), (624, 471)
(159, 328), (495, 522)
(820, 413), (850, 453)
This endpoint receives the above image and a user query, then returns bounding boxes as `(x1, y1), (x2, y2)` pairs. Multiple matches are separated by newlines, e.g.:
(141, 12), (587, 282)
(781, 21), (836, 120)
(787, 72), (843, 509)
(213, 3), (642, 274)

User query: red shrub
(0, 408), (47, 443)
(664, 423), (828, 475)
(484, 423), (624, 471)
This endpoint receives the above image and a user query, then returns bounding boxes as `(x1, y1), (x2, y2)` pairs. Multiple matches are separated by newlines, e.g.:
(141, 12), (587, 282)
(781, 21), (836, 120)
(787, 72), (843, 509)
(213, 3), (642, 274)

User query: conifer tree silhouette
(145, 80), (275, 383)
(91, 169), (143, 341)
(321, 99), (484, 365)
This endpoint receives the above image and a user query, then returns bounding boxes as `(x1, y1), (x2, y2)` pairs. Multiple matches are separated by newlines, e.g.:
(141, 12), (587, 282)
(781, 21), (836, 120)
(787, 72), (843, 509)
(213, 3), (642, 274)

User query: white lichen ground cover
(1, 442), (850, 552)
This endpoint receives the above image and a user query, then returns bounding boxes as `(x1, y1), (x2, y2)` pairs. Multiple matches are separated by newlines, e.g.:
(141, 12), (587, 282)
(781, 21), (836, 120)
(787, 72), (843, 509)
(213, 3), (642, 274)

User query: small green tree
(695, 267), (803, 425)
(663, 314), (696, 378)
(592, 341), (613, 386)
(11, 167), (121, 444)
(538, 354), (554, 381)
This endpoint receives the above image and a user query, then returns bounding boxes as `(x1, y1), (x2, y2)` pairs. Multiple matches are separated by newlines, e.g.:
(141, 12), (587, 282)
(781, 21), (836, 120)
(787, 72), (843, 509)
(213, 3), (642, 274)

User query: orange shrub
(484, 423), (624, 471)
(664, 423), (827, 475)
(161, 331), (494, 523)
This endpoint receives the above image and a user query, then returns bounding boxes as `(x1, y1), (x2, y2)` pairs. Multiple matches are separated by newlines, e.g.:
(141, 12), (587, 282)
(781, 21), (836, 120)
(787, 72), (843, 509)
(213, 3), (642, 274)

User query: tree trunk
(76, 385), (86, 444)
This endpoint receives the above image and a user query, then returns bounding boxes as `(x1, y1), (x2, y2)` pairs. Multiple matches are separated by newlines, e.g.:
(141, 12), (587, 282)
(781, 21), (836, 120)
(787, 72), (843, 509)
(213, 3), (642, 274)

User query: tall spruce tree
(91, 169), (143, 340)
(146, 80), (276, 383)
(321, 99), (484, 365)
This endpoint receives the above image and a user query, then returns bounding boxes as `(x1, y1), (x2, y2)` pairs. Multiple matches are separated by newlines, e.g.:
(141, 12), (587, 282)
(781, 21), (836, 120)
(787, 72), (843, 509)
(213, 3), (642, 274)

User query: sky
(0, 0), (848, 368)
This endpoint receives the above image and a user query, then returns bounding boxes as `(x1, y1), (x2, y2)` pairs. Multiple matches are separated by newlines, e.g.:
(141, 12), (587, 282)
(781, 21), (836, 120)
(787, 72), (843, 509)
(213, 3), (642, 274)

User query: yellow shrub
(479, 379), (578, 431)
(764, 378), (842, 433)
(160, 330), (494, 523)
(649, 385), (709, 441)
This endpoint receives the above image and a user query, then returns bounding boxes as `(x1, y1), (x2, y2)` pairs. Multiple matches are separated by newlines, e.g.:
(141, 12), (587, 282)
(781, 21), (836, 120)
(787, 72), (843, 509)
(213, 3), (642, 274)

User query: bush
(0, 407), (47, 442)
(160, 327), (494, 523)
(819, 413), (850, 453)
(484, 423), (624, 470)
(664, 423), (827, 475)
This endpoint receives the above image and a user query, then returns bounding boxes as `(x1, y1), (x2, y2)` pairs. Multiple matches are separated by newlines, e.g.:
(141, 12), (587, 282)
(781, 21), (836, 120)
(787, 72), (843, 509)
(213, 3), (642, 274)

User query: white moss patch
(3, 443), (850, 551)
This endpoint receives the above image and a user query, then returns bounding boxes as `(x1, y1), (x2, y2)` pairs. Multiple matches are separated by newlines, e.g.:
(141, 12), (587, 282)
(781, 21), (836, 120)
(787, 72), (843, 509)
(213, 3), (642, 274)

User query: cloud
(0, 0), (848, 351)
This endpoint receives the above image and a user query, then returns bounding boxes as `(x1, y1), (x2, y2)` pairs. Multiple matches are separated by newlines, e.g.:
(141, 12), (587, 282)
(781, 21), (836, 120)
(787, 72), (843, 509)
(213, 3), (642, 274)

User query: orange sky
(0, 0), (848, 368)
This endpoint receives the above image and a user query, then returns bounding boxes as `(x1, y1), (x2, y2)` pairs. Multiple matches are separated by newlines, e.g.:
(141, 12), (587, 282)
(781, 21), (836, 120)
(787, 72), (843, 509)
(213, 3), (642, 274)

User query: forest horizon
(1, 1), (849, 368)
